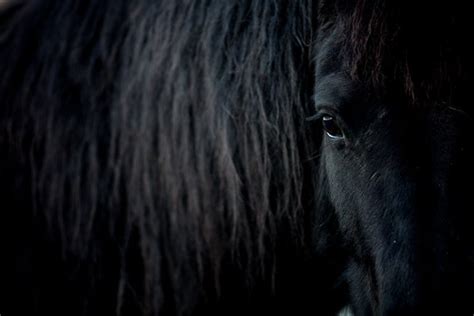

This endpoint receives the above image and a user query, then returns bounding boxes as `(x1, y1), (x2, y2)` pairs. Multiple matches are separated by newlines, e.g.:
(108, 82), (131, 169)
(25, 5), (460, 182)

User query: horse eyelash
(306, 112), (324, 122)
(305, 106), (338, 122)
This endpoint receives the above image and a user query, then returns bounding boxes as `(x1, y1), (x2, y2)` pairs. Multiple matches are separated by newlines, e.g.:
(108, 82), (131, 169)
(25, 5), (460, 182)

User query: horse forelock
(318, 0), (472, 105)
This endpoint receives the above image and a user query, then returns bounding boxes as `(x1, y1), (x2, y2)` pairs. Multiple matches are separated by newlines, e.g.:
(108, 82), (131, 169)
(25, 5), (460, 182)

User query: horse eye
(322, 115), (344, 139)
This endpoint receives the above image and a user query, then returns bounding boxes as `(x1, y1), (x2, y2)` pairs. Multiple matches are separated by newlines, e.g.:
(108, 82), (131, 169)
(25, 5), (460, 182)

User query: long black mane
(0, 1), (319, 315)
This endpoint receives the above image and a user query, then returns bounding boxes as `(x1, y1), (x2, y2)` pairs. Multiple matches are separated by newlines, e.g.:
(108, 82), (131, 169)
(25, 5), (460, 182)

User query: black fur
(1, 1), (473, 315)
(313, 1), (474, 314)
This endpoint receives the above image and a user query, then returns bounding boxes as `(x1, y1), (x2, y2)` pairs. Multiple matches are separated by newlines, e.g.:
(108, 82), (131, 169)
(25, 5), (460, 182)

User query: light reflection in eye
(322, 115), (344, 139)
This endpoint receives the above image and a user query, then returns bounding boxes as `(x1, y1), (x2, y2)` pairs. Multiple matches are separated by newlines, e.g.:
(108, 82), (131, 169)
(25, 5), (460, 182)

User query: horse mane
(0, 0), (315, 314)
(318, 0), (472, 105)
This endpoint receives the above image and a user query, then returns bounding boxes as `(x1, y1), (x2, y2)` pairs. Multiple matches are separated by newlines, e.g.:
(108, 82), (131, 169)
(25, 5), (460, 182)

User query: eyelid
(306, 105), (340, 121)
(306, 112), (324, 122)
(315, 104), (340, 115)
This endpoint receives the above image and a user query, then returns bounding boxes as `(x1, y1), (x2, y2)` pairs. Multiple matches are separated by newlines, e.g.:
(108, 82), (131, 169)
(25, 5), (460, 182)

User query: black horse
(0, 0), (472, 315)
(312, 1), (474, 314)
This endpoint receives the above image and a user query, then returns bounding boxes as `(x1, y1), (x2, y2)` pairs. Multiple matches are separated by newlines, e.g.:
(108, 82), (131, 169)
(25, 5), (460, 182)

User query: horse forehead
(314, 73), (354, 107)
(315, 25), (347, 76)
